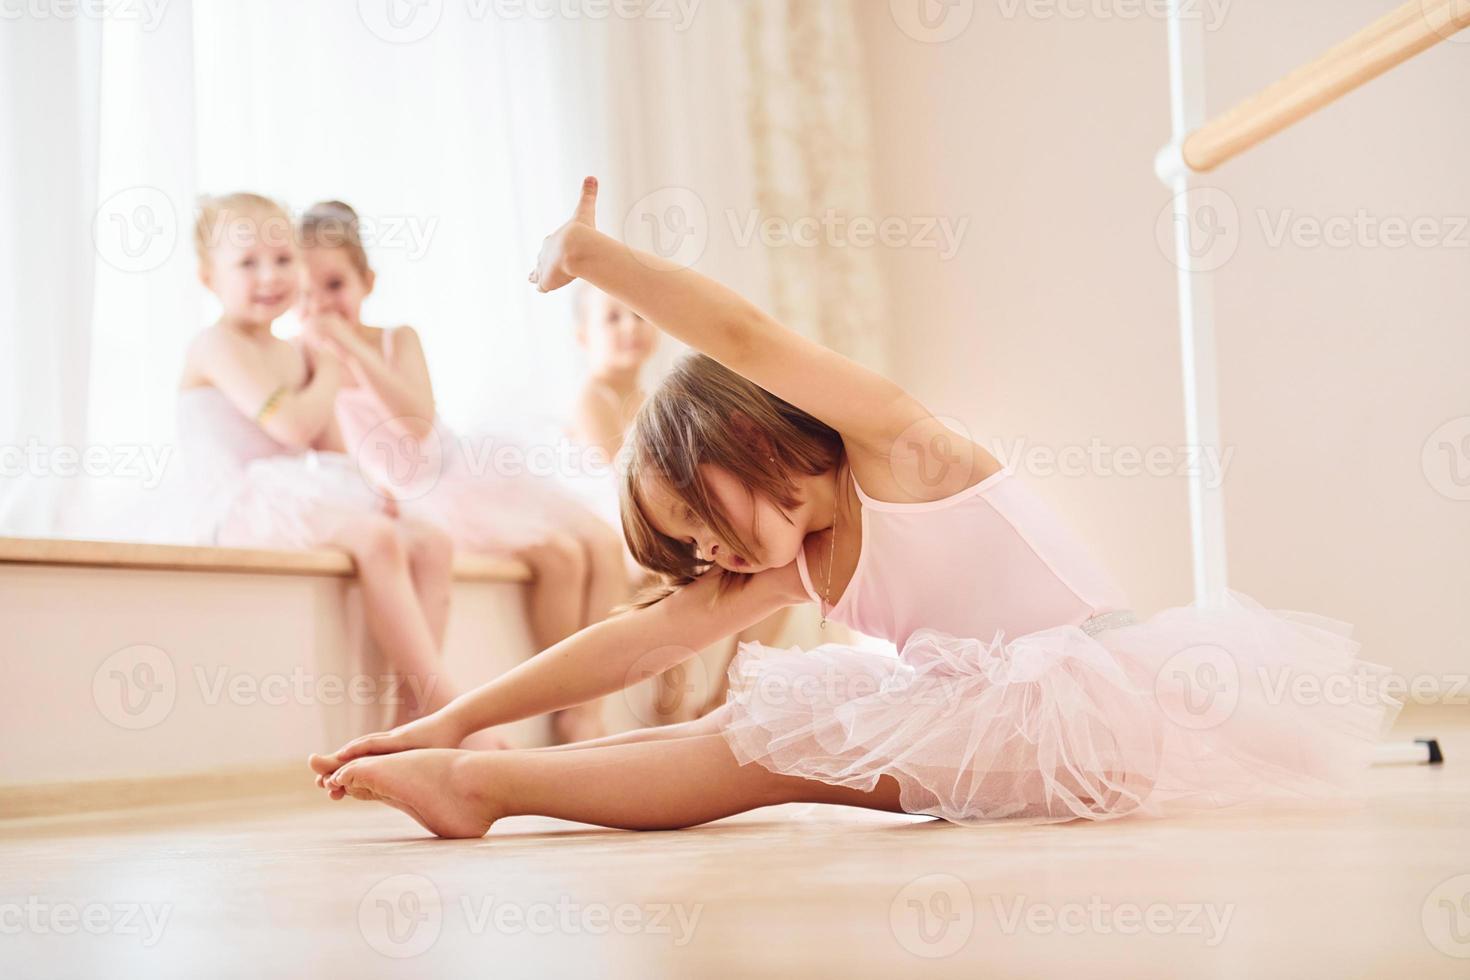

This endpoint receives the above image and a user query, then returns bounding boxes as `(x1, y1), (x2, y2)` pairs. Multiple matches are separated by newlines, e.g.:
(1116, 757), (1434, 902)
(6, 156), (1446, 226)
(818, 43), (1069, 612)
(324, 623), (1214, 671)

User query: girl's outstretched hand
(528, 176), (599, 293)
(308, 709), (466, 785)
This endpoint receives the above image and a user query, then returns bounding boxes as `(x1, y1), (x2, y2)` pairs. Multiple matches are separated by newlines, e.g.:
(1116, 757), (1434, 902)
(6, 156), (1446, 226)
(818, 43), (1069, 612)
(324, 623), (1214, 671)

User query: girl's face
(580, 289), (657, 373)
(641, 464), (810, 575)
(298, 247), (373, 324)
(201, 212), (299, 322)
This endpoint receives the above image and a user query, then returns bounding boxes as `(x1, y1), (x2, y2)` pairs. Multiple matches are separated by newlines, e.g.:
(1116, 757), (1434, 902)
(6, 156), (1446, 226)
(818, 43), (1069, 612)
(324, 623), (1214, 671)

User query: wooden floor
(4, 707), (1468, 979)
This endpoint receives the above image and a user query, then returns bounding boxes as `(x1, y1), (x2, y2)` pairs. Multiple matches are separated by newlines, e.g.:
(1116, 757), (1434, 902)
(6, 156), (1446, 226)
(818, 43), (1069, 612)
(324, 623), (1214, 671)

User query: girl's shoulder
(376, 324), (427, 364)
(184, 322), (248, 369)
(575, 378), (624, 416)
(380, 323), (421, 346)
(843, 426), (1004, 507)
(181, 323), (297, 388)
(189, 321), (292, 352)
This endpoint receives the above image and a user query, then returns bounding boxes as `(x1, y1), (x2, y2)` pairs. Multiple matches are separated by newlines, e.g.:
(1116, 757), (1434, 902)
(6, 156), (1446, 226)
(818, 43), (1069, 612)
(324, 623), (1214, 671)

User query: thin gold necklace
(820, 465), (840, 629)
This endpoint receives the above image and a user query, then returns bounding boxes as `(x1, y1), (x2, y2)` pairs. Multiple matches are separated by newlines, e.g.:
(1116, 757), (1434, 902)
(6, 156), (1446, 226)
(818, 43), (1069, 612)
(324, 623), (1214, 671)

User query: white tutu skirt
(199, 453), (387, 550)
(721, 591), (1402, 824)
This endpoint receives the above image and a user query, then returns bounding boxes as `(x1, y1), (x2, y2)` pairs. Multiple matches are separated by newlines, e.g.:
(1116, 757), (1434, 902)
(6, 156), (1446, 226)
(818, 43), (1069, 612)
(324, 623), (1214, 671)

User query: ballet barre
(1157, 0), (1470, 178)
(1157, 1), (1468, 609)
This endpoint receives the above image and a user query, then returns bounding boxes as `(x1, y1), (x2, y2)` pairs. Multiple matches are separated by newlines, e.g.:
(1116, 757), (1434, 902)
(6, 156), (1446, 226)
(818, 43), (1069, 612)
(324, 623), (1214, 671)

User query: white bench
(0, 537), (552, 817)
(0, 536), (836, 818)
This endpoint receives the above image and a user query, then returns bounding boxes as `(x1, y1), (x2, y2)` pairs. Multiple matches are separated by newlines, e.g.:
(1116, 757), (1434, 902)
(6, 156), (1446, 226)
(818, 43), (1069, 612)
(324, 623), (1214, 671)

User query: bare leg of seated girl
(327, 514), (458, 726)
(516, 517), (630, 745)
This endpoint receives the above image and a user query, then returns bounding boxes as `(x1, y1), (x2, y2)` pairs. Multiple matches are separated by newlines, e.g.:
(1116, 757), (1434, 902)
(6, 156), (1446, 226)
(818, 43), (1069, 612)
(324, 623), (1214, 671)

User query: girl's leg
(563, 520), (633, 740)
(393, 519), (514, 748)
(571, 514), (630, 625)
(514, 533), (606, 744)
(328, 514), (457, 723)
(516, 532), (589, 648)
(399, 518), (455, 649)
(529, 703), (731, 752)
(326, 733), (906, 839)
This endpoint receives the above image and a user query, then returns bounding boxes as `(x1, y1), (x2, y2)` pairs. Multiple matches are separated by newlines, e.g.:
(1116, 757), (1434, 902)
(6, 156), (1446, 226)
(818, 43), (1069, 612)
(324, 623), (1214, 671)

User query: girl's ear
(362, 268), (376, 297)
(197, 263), (212, 290)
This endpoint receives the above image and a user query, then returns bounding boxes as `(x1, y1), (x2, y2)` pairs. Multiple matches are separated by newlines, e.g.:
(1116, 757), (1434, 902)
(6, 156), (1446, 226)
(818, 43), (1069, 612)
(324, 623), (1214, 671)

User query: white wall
(855, 1), (1187, 610)
(854, 0), (1468, 684)
(1202, 2), (1470, 690)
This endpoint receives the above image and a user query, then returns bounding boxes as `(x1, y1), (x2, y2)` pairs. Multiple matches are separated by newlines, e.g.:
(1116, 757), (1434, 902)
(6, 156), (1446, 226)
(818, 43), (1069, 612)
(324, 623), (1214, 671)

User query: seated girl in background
(178, 193), (457, 725)
(568, 283), (657, 478)
(296, 201), (628, 743)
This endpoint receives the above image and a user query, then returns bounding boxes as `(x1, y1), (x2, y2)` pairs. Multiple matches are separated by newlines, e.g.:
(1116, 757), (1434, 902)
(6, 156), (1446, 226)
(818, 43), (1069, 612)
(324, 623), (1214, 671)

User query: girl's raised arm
(531, 178), (927, 458)
(311, 563), (804, 774)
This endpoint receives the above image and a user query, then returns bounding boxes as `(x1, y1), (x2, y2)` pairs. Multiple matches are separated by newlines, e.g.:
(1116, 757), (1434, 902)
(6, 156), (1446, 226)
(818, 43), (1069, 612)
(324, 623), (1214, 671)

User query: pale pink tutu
(373, 428), (613, 555)
(336, 387), (613, 556)
(721, 591), (1401, 824)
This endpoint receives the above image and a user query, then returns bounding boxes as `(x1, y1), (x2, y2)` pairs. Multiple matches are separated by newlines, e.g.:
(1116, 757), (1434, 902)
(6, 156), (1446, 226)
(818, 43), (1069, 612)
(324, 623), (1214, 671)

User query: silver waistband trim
(1079, 610), (1137, 637)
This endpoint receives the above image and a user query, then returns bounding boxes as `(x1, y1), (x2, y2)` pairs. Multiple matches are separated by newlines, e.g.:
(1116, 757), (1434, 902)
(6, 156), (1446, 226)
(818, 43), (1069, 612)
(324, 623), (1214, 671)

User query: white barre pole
(1161, 1), (1230, 608)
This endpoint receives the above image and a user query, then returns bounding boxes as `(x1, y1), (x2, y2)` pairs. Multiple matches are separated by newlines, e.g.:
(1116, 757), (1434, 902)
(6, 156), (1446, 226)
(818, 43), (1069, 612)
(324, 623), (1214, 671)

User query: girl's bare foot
(324, 749), (500, 839)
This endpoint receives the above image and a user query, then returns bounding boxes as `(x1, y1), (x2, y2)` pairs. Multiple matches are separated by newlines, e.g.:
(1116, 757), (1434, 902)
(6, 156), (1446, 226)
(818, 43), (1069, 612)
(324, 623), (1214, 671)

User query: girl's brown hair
(620, 353), (843, 606)
(299, 200), (372, 277)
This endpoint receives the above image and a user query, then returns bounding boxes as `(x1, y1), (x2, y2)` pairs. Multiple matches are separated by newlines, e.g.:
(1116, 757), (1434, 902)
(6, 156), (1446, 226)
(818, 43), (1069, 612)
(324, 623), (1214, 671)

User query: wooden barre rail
(0, 536), (533, 583)
(1181, 0), (1470, 173)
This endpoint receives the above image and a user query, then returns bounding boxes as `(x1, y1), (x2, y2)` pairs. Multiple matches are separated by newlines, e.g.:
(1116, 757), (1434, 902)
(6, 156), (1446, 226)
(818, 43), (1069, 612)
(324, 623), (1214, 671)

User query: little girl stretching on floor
(296, 201), (628, 742)
(309, 178), (1399, 836)
(180, 193), (458, 724)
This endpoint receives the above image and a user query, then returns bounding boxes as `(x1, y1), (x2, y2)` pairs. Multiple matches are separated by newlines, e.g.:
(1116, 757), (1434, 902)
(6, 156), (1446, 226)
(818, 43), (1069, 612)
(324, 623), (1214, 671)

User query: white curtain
(741, 0), (889, 369)
(189, 1), (623, 432)
(84, 1), (199, 526)
(0, 15), (102, 533)
(1, 0), (887, 539)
